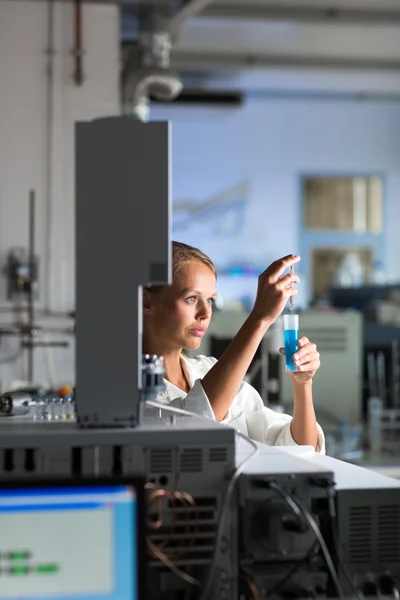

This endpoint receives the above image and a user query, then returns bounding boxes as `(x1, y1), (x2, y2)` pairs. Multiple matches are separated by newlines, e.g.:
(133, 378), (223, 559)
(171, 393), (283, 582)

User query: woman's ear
(143, 290), (152, 315)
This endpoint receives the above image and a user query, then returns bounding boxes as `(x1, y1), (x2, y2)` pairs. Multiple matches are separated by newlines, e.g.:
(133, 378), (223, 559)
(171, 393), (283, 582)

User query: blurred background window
(304, 176), (383, 232)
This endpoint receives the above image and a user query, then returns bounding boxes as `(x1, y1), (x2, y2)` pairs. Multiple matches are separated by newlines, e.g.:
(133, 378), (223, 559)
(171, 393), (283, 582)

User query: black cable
(145, 400), (260, 600)
(265, 541), (319, 596)
(292, 494), (345, 599)
(267, 481), (307, 530)
(266, 480), (345, 599)
(252, 497), (292, 556)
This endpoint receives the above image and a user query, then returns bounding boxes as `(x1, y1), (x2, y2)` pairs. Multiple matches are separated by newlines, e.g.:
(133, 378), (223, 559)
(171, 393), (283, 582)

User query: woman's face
(146, 260), (217, 352)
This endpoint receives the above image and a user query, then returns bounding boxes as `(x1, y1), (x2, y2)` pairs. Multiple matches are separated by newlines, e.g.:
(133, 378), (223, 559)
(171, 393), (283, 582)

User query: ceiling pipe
(122, 8), (183, 121)
(168, 0), (217, 37)
(73, 0), (84, 86)
(44, 0), (56, 315)
(199, 4), (400, 25)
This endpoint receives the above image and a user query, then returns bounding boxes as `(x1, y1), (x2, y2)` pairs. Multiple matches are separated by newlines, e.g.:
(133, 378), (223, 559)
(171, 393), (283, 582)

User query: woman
(143, 241), (324, 452)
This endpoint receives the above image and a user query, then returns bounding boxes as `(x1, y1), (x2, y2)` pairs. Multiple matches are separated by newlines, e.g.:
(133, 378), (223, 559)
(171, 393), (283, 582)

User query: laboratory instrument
(0, 391), (36, 417)
(289, 263), (295, 311)
(284, 313), (299, 372)
(1, 118), (399, 600)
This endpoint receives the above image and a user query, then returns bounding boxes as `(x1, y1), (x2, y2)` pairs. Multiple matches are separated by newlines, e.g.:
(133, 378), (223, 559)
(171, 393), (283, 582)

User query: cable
(261, 480), (344, 598)
(146, 538), (200, 586)
(280, 485), (345, 600)
(146, 487), (197, 559)
(267, 481), (307, 530)
(239, 574), (262, 600)
(145, 484), (200, 585)
(265, 541), (319, 597)
(145, 399), (259, 600)
(252, 496), (292, 556)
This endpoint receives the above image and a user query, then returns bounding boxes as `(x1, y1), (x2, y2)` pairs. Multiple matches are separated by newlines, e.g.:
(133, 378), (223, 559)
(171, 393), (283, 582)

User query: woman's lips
(189, 329), (206, 337)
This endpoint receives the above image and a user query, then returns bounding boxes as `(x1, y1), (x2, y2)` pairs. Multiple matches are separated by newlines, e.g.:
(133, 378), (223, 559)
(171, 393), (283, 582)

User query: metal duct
(122, 14), (182, 121)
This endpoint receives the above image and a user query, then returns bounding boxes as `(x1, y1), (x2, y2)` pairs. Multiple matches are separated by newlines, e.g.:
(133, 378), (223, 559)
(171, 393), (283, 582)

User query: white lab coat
(155, 354), (325, 453)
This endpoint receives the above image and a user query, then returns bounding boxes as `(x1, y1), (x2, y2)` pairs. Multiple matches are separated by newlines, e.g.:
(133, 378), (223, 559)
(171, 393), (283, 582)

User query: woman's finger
(263, 255), (301, 284)
(293, 344), (317, 362)
(294, 351), (320, 367)
(276, 274), (300, 291)
(296, 360), (320, 372)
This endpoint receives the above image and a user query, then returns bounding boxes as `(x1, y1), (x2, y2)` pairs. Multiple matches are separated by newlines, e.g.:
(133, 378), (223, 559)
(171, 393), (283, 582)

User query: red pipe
(73, 0), (84, 86)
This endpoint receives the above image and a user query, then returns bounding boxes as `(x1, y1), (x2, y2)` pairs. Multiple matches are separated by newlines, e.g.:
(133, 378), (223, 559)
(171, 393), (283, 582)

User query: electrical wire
(145, 399), (259, 600)
(146, 487), (195, 558)
(145, 484), (200, 586)
(146, 485), (177, 532)
(267, 481), (307, 530)
(173, 490), (200, 559)
(268, 482), (345, 599)
(200, 433), (258, 600)
(239, 574), (262, 600)
(293, 499), (345, 599)
(146, 538), (200, 586)
(265, 541), (319, 597)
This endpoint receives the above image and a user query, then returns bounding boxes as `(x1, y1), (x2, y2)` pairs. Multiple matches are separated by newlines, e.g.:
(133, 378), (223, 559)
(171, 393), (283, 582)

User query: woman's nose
(197, 302), (210, 319)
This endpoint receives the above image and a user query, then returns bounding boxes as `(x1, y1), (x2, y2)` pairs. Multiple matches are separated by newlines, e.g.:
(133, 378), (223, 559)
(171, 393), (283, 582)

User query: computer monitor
(0, 477), (145, 600)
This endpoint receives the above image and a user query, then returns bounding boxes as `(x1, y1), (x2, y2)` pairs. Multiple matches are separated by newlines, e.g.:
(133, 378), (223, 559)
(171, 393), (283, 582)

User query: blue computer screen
(0, 484), (138, 600)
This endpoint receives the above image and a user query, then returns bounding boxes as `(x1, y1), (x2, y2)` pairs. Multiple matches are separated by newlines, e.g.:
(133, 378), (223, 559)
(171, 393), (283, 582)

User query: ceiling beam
(199, 4), (400, 25)
(168, 50), (400, 72)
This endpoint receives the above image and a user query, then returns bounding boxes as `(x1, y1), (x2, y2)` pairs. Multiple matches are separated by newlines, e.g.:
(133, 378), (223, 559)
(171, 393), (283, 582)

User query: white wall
(0, 0), (120, 311)
(0, 1), (119, 386)
(151, 97), (400, 305)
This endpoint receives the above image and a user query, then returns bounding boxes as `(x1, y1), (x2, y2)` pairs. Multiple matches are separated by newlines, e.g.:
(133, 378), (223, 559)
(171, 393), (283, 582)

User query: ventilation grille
(378, 505), (400, 563)
(148, 496), (218, 568)
(209, 447), (228, 462)
(349, 506), (372, 564)
(149, 449), (173, 474)
(180, 448), (203, 473)
(149, 262), (168, 285)
(303, 328), (347, 352)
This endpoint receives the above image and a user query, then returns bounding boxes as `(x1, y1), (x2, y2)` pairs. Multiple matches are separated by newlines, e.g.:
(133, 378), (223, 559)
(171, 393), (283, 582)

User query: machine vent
(349, 506), (372, 564)
(149, 262), (168, 284)
(209, 447), (228, 462)
(377, 505), (400, 563)
(180, 448), (203, 473)
(303, 328), (347, 352)
(149, 449), (173, 474)
(148, 496), (218, 568)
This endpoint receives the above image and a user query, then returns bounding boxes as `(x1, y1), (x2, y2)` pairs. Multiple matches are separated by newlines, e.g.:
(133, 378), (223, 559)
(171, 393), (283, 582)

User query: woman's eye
(207, 298), (215, 305)
(185, 296), (196, 303)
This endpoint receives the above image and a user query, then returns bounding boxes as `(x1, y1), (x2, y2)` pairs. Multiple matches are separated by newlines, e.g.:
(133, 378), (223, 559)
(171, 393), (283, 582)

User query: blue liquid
(284, 329), (299, 372)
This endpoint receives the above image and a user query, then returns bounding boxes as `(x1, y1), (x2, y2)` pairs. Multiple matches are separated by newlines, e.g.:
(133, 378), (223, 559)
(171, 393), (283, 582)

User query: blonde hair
(171, 241), (217, 279)
(147, 241), (216, 292)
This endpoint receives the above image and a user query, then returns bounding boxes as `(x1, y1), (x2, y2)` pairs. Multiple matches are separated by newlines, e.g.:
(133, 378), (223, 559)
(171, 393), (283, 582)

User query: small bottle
(141, 355), (167, 423)
(142, 354), (166, 401)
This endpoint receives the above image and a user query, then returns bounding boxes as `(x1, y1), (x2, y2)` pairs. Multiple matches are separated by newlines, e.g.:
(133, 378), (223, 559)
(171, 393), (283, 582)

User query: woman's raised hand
(250, 254), (300, 326)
